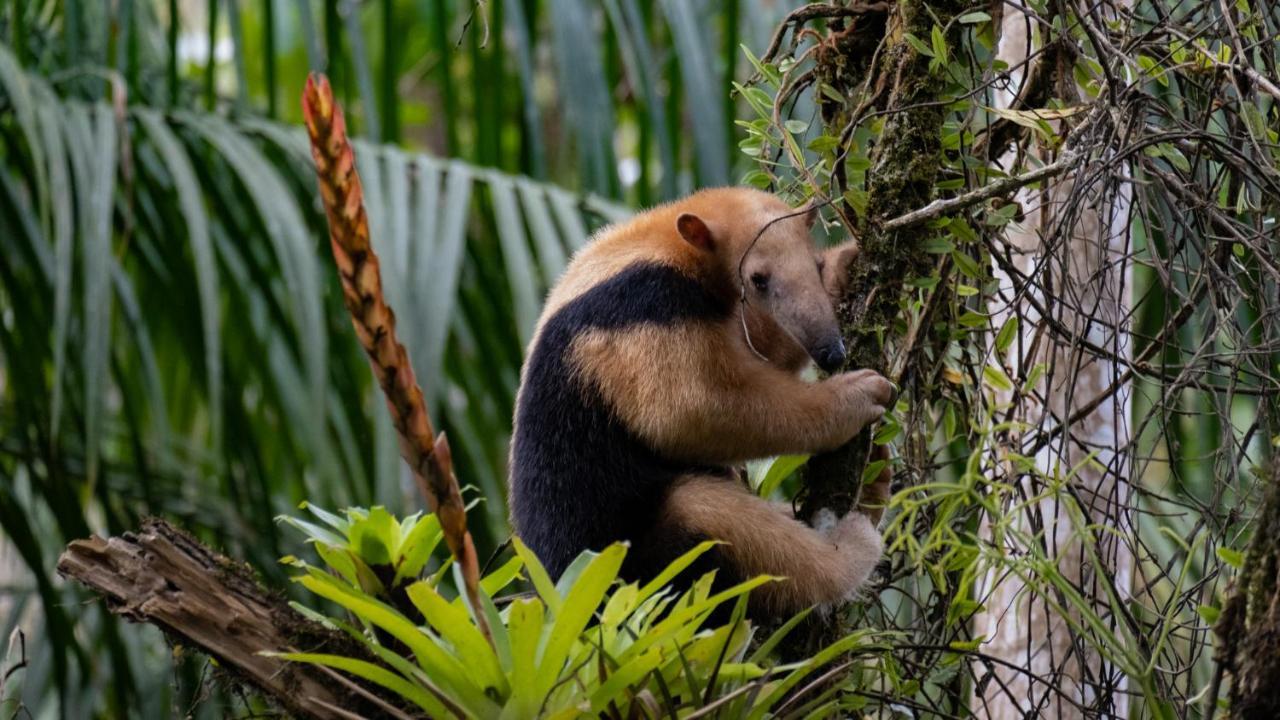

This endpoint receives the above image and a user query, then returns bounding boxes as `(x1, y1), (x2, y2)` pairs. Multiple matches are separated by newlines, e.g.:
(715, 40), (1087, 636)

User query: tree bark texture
(1222, 464), (1280, 720)
(56, 518), (412, 720)
(801, 0), (964, 521)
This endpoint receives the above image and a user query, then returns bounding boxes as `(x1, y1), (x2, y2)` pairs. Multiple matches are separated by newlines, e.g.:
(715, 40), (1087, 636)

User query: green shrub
(276, 504), (882, 718)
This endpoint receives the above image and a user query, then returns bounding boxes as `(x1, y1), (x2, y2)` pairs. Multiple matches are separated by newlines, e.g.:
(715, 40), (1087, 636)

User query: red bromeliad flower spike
(302, 73), (490, 642)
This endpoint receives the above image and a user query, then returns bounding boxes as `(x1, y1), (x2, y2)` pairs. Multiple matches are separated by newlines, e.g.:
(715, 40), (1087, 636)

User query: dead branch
(55, 518), (413, 720)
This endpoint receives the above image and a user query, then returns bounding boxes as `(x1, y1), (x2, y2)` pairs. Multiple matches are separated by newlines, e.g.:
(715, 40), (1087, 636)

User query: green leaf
(1023, 362), (1048, 391)
(604, 0), (677, 198)
(1197, 604), (1221, 625)
(504, 598), (547, 719)
(983, 365), (1015, 393)
(38, 91), (74, 442)
(995, 316), (1019, 353)
(807, 134), (839, 153)
(930, 25), (948, 63)
(271, 652), (450, 717)
(923, 236), (954, 253)
(755, 454), (809, 498)
(548, 0), (617, 195)
(490, 176), (541, 345)
(873, 421), (901, 445)
(277, 514), (348, 548)
(861, 459), (888, 486)
(903, 32), (934, 58)
(136, 110), (222, 451)
(419, 162), (473, 393)
(347, 506), (398, 567)
(659, 0), (730, 186)
(958, 11), (992, 23)
(948, 638), (983, 652)
(394, 512), (443, 584)
(517, 180), (569, 287)
(479, 555), (525, 597)
(303, 502), (352, 533)
(80, 103), (119, 490)
(513, 536), (563, 613)
(951, 248), (983, 279)
(405, 581), (507, 694)
(1217, 547), (1244, 569)
(535, 543), (626, 696)
(783, 119), (810, 135)
(314, 544), (363, 589)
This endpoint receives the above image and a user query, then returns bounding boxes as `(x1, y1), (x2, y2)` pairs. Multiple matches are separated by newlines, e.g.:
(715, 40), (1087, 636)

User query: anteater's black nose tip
(814, 339), (846, 373)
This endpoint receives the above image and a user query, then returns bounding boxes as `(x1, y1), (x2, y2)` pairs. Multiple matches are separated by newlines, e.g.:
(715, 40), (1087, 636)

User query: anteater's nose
(814, 338), (846, 373)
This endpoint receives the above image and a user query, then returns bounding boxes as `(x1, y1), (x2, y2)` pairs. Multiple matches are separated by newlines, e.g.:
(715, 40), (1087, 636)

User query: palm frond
(0, 46), (623, 714)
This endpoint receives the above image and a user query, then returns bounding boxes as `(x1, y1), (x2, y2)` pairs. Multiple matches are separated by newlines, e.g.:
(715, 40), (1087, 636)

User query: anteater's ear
(821, 239), (861, 301)
(677, 213), (714, 253)
(803, 202), (819, 229)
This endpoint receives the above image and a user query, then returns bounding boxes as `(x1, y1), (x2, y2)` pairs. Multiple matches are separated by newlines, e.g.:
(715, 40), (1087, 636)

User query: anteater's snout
(813, 338), (846, 373)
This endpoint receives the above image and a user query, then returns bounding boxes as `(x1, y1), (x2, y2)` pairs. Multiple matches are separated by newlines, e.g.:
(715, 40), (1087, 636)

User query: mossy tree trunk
(784, 0), (965, 655)
(1221, 462), (1280, 720)
(800, 0), (965, 523)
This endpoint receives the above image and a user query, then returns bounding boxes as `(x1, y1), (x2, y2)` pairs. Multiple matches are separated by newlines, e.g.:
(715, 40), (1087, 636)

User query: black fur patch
(510, 262), (732, 579)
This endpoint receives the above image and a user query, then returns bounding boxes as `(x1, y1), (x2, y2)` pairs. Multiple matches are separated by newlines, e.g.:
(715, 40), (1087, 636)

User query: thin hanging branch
(301, 73), (491, 643)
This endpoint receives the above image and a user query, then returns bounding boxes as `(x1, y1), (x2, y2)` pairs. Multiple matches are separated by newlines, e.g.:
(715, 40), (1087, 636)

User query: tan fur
(820, 238), (862, 302)
(571, 325), (890, 464)
(532, 188), (821, 349)
(652, 475), (884, 616)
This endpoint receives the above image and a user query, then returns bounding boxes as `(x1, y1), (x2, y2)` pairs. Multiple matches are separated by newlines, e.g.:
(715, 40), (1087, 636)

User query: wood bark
(56, 518), (413, 720)
(801, 0), (964, 521)
(1220, 464), (1280, 720)
(780, 0), (964, 657)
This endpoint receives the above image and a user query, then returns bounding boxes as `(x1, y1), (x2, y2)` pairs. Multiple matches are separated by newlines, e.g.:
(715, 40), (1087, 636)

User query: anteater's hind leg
(631, 473), (883, 618)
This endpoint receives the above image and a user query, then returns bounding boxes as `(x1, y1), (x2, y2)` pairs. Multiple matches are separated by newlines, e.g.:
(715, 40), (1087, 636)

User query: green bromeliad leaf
(278, 504), (878, 719)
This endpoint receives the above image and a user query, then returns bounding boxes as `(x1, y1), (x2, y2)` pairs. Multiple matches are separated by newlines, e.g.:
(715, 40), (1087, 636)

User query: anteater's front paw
(822, 369), (894, 446)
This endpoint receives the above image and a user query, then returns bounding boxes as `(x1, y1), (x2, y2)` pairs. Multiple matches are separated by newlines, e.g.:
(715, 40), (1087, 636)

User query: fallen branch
(56, 518), (411, 720)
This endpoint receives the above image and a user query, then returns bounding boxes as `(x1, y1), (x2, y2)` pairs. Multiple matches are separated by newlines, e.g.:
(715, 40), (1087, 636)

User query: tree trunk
(783, 0), (964, 656)
(801, 0), (964, 523)
(56, 518), (415, 720)
(1219, 463), (1280, 720)
(972, 3), (1135, 716)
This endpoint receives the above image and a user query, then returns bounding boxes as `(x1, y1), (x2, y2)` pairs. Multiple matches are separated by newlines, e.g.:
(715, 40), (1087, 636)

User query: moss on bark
(1225, 463), (1280, 719)
(800, 0), (965, 523)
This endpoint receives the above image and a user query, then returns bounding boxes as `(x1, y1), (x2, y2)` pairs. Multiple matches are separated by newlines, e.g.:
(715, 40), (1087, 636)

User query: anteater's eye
(751, 272), (770, 292)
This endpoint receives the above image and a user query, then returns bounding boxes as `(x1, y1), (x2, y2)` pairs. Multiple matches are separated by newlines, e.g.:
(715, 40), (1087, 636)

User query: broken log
(56, 518), (416, 720)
